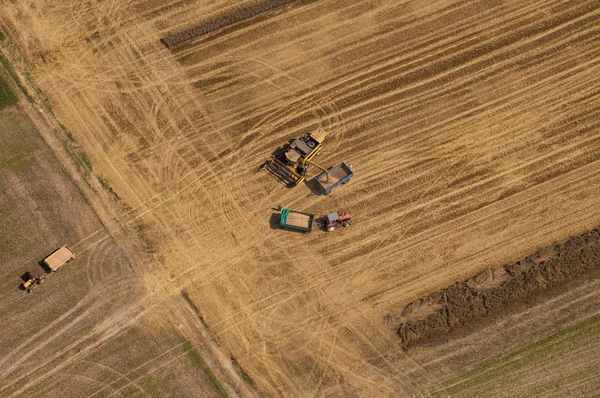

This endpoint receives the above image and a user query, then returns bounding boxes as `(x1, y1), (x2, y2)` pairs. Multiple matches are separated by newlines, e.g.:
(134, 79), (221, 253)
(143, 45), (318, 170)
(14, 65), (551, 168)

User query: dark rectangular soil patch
(161, 0), (313, 49)
(392, 226), (600, 347)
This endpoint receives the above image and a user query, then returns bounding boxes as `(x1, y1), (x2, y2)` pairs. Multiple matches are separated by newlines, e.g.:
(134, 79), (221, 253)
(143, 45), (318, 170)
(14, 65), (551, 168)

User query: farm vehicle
(20, 245), (75, 293)
(260, 129), (354, 194)
(43, 245), (76, 272)
(279, 208), (352, 233)
(21, 269), (46, 293)
(262, 128), (326, 186)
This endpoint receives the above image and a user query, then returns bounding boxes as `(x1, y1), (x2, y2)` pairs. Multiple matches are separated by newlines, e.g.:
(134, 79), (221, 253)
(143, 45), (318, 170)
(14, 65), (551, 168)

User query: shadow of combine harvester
(259, 128), (353, 195)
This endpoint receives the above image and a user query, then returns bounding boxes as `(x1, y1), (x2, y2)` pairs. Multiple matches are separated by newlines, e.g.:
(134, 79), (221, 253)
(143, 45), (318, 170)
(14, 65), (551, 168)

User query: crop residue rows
(394, 226), (600, 347)
(161, 0), (310, 48)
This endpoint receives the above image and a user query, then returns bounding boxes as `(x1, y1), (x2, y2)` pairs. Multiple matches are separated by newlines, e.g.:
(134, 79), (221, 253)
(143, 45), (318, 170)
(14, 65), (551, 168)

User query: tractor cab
(324, 212), (351, 232)
(22, 269), (46, 293)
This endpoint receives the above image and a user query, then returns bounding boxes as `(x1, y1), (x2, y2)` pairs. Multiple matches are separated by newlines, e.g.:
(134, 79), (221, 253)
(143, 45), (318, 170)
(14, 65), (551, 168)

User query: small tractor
(22, 269), (46, 293)
(279, 208), (352, 233)
(20, 245), (75, 293)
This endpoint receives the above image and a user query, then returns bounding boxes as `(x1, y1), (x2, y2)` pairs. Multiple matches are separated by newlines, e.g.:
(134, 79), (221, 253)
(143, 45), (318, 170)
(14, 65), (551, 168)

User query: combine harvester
(261, 128), (354, 193)
(279, 208), (351, 233)
(262, 128), (327, 187)
(262, 128), (354, 195)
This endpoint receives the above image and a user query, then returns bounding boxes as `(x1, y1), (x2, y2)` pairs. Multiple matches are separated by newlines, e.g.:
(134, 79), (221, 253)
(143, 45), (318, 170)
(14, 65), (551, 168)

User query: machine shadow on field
(18, 272), (30, 290)
(269, 213), (282, 230)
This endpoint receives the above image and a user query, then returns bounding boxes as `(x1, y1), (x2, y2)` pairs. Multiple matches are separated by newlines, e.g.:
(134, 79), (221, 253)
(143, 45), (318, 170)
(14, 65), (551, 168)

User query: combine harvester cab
(314, 162), (353, 195)
(279, 209), (316, 233)
(44, 245), (75, 272)
(263, 128), (327, 187)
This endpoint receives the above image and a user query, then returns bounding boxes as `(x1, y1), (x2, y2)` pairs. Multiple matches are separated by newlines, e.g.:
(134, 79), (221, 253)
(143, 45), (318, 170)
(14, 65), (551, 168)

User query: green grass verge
(97, 175), (120, 201)
(178, 337), (228, 398)
(429, 314), (600, 397)
(231, 356), (257, 389)
(0, 74), (17, 110)
(1, 144), (41, 170)
(76, 150), (92, 171)
(135, 225), (154, 253)
(0, 49), (33, 103)
(59, 123), (76, 142)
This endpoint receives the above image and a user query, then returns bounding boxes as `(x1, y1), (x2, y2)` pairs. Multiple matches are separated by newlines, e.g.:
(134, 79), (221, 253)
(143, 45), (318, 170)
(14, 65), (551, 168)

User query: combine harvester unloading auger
(260, 128), (353, 194)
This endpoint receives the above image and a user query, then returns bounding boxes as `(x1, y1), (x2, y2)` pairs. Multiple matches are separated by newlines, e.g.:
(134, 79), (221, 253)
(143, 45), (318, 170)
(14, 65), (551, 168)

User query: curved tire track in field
(3, 0), (600, 396)
(0, 277), (135, 385)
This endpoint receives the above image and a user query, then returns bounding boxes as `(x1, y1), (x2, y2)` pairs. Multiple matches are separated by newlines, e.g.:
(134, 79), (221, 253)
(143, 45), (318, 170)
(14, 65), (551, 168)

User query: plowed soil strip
(394, 226), (600, 347)
(161, 0), (314, 48)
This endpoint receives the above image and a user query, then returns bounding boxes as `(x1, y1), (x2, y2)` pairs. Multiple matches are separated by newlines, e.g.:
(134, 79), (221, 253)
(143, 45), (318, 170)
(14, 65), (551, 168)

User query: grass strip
(0, 48), (33, 102)
(429, 314), (600, 396)
(0, 73), (17, 110)
(178, 336), (228, 397)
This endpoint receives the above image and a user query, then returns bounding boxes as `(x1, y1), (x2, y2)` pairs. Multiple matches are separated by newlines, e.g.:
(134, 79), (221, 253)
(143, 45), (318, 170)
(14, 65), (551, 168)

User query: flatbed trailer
(314, 162), (353, 195)
(279, 209), (316, 233)
(44, 245), (75, 272)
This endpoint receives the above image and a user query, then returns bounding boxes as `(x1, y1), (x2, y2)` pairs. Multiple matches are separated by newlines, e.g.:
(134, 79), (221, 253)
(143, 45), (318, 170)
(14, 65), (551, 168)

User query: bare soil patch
(161, 0), (314, 48)
(395, 226), (600, 347)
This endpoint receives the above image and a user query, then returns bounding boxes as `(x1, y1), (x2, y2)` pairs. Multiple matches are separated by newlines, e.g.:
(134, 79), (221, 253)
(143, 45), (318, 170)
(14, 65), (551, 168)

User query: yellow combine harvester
(262, 128), (327, 186)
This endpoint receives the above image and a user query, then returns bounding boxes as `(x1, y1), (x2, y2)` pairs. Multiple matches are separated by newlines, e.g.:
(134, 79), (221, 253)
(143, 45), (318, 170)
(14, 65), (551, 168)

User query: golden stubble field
(1, 0), (600, 396)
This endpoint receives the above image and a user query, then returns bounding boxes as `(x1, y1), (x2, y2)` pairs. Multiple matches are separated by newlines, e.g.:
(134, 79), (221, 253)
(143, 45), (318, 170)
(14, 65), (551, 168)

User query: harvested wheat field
(0, 106), (229, 397)
(1, 0), (600, 396)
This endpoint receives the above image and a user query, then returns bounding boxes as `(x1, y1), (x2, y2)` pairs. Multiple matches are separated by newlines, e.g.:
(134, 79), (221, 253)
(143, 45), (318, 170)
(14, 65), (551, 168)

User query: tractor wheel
(327, 226), (336, 232)
(342, 222), (350, 227)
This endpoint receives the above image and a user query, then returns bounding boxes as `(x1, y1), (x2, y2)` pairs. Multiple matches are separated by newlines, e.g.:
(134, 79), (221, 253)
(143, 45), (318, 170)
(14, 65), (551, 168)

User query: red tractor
(323, 212), (351, 232)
